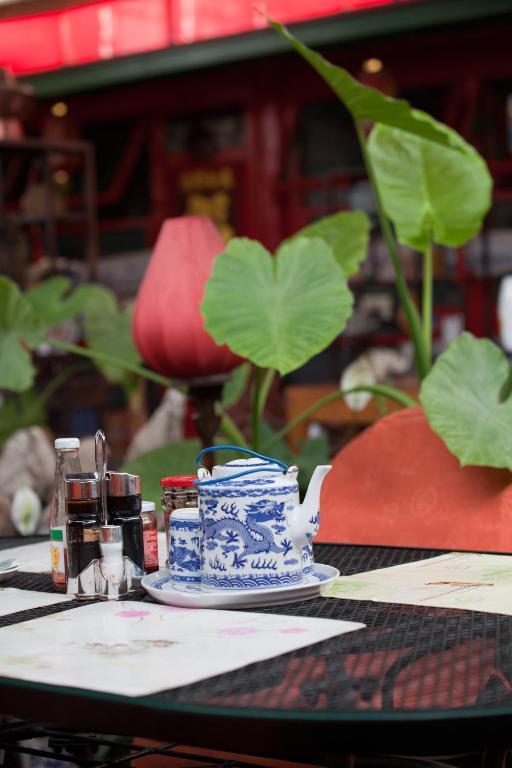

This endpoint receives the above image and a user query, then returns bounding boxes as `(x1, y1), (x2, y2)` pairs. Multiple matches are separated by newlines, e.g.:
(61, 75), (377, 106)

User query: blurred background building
(1, 0), (511, 454)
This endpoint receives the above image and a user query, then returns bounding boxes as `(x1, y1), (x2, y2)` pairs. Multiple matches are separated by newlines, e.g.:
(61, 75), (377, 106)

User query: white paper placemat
(0, 588), (72, 617)
(322, 552), (512, 616)
(0, 600), (364, 696)
(1, 541), (51, 573)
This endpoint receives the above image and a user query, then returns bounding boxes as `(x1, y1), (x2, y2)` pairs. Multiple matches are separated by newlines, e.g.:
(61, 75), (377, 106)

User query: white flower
(340, 354), (376, 412)
(10, 486), (42, 536)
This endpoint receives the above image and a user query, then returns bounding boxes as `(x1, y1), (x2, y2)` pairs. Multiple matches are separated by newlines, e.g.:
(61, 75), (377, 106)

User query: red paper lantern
(133, 216), (242, 379)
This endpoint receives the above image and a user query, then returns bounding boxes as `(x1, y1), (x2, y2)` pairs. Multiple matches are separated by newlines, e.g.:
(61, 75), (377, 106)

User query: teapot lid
(212, 457), (284, 481)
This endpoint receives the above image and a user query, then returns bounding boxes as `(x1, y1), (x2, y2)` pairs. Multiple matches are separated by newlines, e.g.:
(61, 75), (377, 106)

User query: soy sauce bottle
(65, 473), (102, 599)
(107, 472), (145, 580)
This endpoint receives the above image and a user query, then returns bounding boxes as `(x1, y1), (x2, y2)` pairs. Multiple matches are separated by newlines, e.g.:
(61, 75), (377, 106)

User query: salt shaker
(98, 525), (127, 600)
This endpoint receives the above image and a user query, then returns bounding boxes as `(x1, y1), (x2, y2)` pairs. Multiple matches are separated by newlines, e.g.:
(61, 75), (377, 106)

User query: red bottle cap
(160, 475), (196, 488)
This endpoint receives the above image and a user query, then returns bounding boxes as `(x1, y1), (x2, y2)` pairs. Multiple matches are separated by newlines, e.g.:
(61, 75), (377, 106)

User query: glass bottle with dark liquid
(65, 474), (102, 599)
(107, 472), (145, 583)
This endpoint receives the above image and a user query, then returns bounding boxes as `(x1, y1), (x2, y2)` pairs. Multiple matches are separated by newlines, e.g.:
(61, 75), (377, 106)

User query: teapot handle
(195, 445), (288, 470)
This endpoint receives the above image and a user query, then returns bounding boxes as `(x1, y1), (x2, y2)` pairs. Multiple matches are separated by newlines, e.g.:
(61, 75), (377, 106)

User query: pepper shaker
(107, 472), (145, 585)
(65, 473), (102, 600)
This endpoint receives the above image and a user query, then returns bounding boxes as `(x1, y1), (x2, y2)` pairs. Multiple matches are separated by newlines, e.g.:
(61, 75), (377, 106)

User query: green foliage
(221, 362), (251, 408)
(270, 20), (465, 149)
(420, 333), (512, 469)
(290, 211), (370, 278)
(367, 124), (492, 252)
(0, 277), (43, 392)
(122, 439), (201, 508)
(201, 236), (353, 375)
(25, 276), (99, 329)
(81, 285), (141, 390)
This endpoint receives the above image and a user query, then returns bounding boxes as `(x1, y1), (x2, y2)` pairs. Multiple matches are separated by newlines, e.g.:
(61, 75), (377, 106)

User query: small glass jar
(141, 500), (159, 574)
(160, 476), (198, 569)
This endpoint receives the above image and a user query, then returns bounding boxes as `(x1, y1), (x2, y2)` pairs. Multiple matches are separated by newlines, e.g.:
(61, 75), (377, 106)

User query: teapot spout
(290, 465), (331, 550)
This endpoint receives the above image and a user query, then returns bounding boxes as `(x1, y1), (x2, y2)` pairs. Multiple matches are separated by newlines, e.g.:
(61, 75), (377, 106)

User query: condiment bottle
(107, 472), (145, 580)
(65, 473), (101, 599)
(49, 438), (82, 591)
(99, 525), (127, 600)
(50, 437), (82, 592)
(160, 476), (197, 569)
(141, 501), (159, 574)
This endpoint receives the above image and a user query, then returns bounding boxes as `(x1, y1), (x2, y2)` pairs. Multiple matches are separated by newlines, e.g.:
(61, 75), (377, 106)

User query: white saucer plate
(0, 560), (20, 583)
(141, 563), (339, 609)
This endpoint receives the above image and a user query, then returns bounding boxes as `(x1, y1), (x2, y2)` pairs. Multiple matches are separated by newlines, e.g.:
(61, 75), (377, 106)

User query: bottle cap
(160, 475), (196, 488)
(65, 473), (100, 500)
(107, 471), (141, 497)
(100, 525), (123, 544)
(170, 506), (199, 521)
(55, 437), (80, 450)
(142, 501), (155, 513)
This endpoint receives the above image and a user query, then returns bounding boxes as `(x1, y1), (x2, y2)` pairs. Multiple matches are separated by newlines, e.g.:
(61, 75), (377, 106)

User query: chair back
(319, 407), (512, 552)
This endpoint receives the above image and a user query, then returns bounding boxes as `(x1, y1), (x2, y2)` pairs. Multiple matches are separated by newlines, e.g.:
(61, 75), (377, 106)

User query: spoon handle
(95, 429), (108, 525)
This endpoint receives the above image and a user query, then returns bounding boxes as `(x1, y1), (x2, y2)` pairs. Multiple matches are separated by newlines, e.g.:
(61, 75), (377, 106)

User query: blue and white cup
(169, 507), (201, 584)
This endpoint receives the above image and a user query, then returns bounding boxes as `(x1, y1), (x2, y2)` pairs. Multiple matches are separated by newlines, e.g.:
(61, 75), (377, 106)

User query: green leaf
(222, 362), (251, 409)
(0, 277), (43, 392)
(290, 211), (370, 278)
(367, 124), (492, 252)
(420, 333), (512, 469)
(270, 20), (465, 150)
(122, 439), (202, 510)
(82, 286), (142, 388)
(25, 277), (103, 329)
(201, 236), (353, 376)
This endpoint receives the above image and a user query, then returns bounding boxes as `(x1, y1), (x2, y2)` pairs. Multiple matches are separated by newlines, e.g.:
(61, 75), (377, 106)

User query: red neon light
(0, 0), (400, 76)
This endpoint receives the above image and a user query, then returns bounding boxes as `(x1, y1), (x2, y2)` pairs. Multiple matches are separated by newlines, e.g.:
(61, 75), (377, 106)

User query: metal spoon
(95, 429), (108, 525)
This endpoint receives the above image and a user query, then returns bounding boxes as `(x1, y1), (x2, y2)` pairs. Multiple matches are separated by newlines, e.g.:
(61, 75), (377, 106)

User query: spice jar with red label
(141, 500), (159, 573)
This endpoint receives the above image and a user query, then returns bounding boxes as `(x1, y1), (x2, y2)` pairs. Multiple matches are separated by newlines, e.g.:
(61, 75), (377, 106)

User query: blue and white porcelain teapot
(195, 446), (331, 591)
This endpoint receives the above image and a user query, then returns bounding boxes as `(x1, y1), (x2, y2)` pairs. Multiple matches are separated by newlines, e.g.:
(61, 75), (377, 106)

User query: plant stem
(257, 368), (276, 421)
(262, 384), (417, 451)
(251, 366), (262, 451)
(38, 361), (90, 405)
(219, 411), (250, 448)
(47, 338), (173, 388)
(354, 120), (429, 380)
(423, 239), (433, 368)
(499, 363), (512, 403)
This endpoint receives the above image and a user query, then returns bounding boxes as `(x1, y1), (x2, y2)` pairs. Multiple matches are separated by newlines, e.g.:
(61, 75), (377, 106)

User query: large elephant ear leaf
(367, 124), (492, 252)
(201, 236), (353, 375)
(290, 211), (370, 278)
(420, 333), (512, 469)
(270, 19), (464, 149)
(0, 277), (44, 392)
